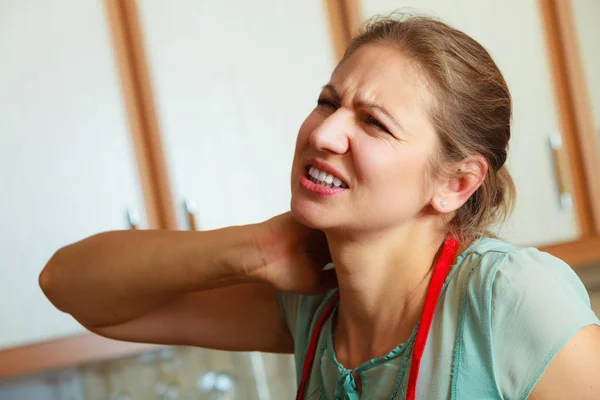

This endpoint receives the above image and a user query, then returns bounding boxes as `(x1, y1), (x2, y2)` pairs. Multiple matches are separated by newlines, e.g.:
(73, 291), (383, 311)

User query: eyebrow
(322, 84), (341, 102)
(321, 84), (405, 133)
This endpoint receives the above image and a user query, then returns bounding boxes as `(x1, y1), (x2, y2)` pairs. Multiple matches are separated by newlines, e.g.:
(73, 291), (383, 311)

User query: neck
(326, 222), (458, 369)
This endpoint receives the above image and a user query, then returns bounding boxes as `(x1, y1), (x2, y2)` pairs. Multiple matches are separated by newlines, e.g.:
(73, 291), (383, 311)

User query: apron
(296, 236), (460, 399)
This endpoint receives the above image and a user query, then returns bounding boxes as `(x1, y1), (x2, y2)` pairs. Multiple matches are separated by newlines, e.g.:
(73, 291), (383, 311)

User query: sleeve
(276, 288), (336, 386)
(276, 289), (336, 341)
(490, 248), (600, 399)
(276, 290), (303, 339)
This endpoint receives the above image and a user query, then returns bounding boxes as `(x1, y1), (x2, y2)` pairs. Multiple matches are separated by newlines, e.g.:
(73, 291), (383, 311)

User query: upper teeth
(308, 166), (347, 188)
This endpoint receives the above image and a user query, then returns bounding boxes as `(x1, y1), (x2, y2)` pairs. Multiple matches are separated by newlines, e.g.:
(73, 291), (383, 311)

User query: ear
(431, 154), (488, 214)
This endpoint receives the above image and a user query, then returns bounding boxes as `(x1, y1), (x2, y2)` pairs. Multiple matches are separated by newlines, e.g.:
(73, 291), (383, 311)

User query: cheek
(395, 151), (436, 205)
(357, 142), (432, 196)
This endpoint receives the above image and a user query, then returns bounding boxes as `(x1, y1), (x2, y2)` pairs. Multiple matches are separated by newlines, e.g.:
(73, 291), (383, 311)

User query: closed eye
(364, 115), (391, 134)
(317, 98), (338, 109)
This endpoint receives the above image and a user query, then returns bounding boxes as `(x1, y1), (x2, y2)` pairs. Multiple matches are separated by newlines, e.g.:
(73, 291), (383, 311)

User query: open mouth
(305, 165), (349, 189)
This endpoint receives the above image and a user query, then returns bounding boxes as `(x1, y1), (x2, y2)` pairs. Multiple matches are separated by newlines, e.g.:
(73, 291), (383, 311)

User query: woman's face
(290, 43), (440, 235)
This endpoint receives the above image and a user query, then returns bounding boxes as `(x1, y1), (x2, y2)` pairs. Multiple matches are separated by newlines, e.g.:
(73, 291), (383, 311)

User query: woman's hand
(253, 212), (337, 295)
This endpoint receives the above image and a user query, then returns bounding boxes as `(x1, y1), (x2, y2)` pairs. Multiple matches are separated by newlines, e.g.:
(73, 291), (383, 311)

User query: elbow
(39, 248), (68, 311)
(39, 231), (113, 313)
(39, 232), (103, 296)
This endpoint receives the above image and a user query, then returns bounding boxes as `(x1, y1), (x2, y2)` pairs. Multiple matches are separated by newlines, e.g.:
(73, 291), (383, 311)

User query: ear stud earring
(440, 200), (448, 208)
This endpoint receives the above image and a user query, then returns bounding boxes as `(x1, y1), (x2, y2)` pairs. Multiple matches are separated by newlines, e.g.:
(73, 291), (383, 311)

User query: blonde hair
(340, 12), (516, 241)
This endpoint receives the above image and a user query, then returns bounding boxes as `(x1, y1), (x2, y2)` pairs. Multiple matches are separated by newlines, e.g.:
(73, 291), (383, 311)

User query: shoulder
(276, 287), (338, 343)
(457, 237), (591, 308)
(457, 236), (596, 340)
(454, 237), (600, 399)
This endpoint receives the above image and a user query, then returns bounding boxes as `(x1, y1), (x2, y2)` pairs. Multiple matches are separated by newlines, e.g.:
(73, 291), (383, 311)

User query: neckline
(324, 236), (482, 375)
(326, 305), (420, 374)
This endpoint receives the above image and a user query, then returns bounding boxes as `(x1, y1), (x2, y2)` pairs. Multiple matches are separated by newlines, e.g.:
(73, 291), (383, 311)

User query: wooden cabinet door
(0, 1), (147, 350)
(571, 0), (600, 140)
(360, 0), (580, 246)
(136, 0), (335, 231)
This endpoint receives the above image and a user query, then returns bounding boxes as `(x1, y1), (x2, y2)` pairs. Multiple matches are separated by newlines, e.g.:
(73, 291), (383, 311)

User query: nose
(308, 109), (351, 154)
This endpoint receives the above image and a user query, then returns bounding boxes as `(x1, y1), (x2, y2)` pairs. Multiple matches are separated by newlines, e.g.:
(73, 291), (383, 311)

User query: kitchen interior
(2, 0), (600, 399)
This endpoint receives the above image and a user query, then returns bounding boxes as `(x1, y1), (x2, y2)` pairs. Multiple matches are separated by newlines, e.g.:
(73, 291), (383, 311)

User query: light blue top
(277, 237), (600, 399)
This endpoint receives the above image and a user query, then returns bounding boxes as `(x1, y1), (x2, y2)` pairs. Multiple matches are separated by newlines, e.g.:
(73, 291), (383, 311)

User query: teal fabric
(277, 237), (600, 399)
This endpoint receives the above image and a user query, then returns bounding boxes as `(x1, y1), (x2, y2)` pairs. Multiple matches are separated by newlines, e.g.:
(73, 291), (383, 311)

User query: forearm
(39, 225), (264, 327)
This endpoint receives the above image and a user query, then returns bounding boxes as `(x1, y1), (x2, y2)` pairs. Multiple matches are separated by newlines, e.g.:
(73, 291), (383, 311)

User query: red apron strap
(406, 235), (459, 400)
(296, 236), (459, 399)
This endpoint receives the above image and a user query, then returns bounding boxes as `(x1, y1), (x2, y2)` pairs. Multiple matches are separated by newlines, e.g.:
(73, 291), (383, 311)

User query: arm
(528, 324), (600, 400)
(39, 213), (335, 352)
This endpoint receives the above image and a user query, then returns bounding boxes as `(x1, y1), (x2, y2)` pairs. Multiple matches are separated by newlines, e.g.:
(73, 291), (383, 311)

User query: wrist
(223, 223), (271, 283)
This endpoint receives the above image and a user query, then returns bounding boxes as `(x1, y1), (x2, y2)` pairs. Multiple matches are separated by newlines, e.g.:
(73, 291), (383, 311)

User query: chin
(290, 196), (332, 230)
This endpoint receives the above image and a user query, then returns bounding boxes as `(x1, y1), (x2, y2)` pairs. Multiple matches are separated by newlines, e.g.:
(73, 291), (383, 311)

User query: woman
(41, 13), (599, 399)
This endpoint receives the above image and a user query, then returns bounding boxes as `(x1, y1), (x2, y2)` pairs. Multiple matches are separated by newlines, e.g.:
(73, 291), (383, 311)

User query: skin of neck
(326, 215), (461, 370)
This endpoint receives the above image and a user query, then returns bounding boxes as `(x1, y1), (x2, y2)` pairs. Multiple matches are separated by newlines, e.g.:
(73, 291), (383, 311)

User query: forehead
(329, 43), (431, 113)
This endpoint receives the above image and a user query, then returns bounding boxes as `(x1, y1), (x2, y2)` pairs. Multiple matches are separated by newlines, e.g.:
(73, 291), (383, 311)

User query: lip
(300, 175), (347, 196)
(306, 159), (350, 187)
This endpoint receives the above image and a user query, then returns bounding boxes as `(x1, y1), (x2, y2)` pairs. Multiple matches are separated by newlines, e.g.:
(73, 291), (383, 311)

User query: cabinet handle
(184, 199), (198, 231)
(127, 208), (141, 230)
(549, 133), (573, 211)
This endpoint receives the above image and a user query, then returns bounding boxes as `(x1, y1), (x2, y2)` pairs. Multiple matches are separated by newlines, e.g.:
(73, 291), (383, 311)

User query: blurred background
(1, 0), (599, 399)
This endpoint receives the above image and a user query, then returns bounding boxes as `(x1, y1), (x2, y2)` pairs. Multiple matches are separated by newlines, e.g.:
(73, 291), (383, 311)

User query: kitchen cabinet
(359, 0), (583, 247)
(590, 290), (600, 318)
(0, 1), (147, 352)
(0, 0), (337, 378)
(576, 262), (600, 317)
(571, 0), (600, 141)
(127, 2), (337, 395)
(135, 0), (336, 231)
(573, 0), (600, 306)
